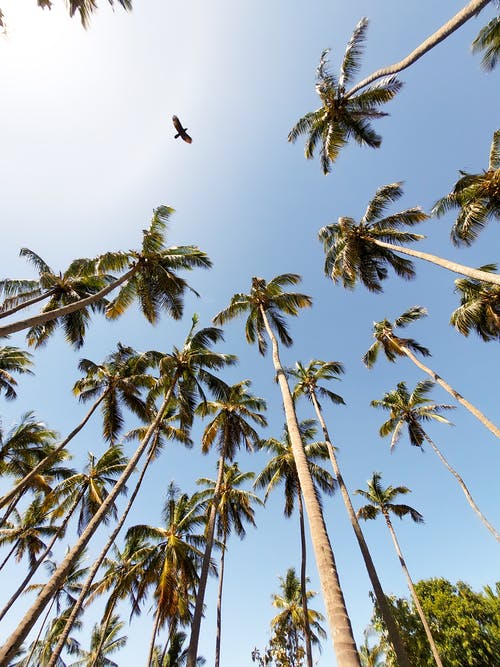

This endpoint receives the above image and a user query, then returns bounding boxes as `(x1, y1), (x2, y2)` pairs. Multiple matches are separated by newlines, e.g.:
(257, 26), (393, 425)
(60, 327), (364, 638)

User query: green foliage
(371, 578), (500, 667)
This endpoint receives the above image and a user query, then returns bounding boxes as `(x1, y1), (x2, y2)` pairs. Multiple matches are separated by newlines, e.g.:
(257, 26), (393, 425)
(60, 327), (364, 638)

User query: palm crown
(451, 266), (500, 341)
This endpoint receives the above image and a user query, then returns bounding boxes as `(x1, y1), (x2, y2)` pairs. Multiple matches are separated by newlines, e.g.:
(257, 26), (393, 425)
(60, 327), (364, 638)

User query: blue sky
(0, 0), (499, 665)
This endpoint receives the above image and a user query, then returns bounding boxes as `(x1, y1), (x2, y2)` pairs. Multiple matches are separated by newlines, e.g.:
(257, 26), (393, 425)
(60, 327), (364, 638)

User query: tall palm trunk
(23, 593), (58, 667)
(0, 491), (83, 622)
(397, 342), (500, 440)
(0, 539), (20, 572)
(347, 0), (492, 97)
(296, 490), (314, 667)
(214, 533), (226, 667)
(0, 393), (106, 512)
(0, 385), (176, 666)
(308, 391), (411, 667)
(48, 442), (159, 667)
(383, 511), (444, 667)
(148, 605), (163, 666)
(422, 432), (499, 541)
(260, 306), (361, 667)
(370, 238), (500, 286)
(0, 267), (137, 338)
(186, 456), (225, 667)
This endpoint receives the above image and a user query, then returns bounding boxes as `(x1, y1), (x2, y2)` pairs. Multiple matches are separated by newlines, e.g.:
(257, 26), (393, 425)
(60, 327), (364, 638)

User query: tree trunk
(399, 342), (500, 440)
(309, 391), (411, 667)
(0, 386), (175, 666)
(47, 442), (159, 667)
(22, 593), (58, 667)
(0, 393), (106, 511)
(423, 433), (500, 541)
(347, 0), (492, 97)
(0, 267), (137, 338)
(147, 605), (162, 667)
(297, 491), (314, 667)
(214, 533), (226, 667)
(384, 512), (444, 667)
(186, 456), (225, 667)
(260, 307), (361, 667)
(0, 539), (19, 572)
(370, 238), (500, 286)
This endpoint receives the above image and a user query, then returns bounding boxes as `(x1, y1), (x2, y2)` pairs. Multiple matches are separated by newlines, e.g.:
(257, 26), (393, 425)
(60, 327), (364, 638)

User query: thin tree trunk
(22, 594), (57, 667)
(0, 267), (137, 338)
(371, 238), (500, 286)
(309, 391), (411, 667)
(297, 491), (314, 667)
(383, 512), (444, 667)
(186, 456), (225, 667)
(48, 441), (160, 667)
(214, 534), (226, 667)
(399, 343), (500, 440)
(0, 492), (24, 529)
(0, 491), (83, 622)
(0, 385), (176, 666)
(0, 539), (19, 572)
(347, 0), (492, 97)
(423, 433), (500, 541)
(0, 393), (106, 512)
(147, 605), (162, 667)
(0, 289), (55, 320)
(260, 307), (361, 667)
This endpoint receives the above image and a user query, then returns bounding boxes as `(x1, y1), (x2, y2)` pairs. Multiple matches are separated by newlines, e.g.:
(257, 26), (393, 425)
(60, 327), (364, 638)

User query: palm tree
(187, 380), (267, 667)
(197, 462), (262, 667)
(289, 360), (411, 667)
(472, 15), (500, 70)
(319, 182), (500, 288)
(214, 273), (361, 667)
(345, 0), (493, 96)
(0, 317), (234, 665)
(363, 305), (500, 438)
(358, 628), (385, 667)
(288, 18), (402, 174)
(151, 629), (206, 666)
(432, 129), (500, 245)
(355, 473), (443, 667)
(126, 484), (207, 665)
(0, 346), (33, 400)
(254, 420), (335, 667)
(450, 267), (500, 340)
(69, 614), (127, 667)
(372, 380), (500, 542)
(0, 207), (211, 339)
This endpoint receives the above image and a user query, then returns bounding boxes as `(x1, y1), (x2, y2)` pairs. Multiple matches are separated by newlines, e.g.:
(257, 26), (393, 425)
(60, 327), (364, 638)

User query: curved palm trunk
(48, 442), (159, 667)
(0, 386), (175, 666)
(0, 539), (20, 572)
(186, 456), (225, 667)
(309, 391), (411, 667)
(148, 605), (163, 666)
(383, 511), (444, 667)
(260, 307), (361, 667)
(423, 433), (500, 541)
(0, 266), (137, 338)
(296, 491), (314, 667)
(214, 533), (226, 667)
(0, 289), (56, 320)
(347, 0), (492, 97)
(0, 393), (106, 512)
(370, 238), (500, 286)
(0, 491), (83, 622)
(398, 343), (500, 440)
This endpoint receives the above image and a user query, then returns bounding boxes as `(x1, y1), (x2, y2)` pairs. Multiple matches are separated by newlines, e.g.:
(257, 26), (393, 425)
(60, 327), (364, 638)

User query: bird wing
(181, 131), (192, 144)
(172, 115), (183, 133)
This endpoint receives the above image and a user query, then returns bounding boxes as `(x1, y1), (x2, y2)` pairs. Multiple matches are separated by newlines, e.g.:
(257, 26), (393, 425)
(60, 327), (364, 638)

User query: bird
(172, 115), (192, 144)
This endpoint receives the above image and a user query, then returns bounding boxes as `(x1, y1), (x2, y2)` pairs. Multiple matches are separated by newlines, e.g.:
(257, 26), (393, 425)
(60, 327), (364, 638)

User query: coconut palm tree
(472, 15), (500, 70)
(372, 380), (500, 542)
(0, 207), (211, 339)
(363, 305), (500, 438)
(254, 420), (335, 667)
(69, 614), (127, 667)
(0, 317), (234, 665)
(187, 380), (266, 667)
(432, 129), (500, 246)
(214, 273), (361, 667)
(288, 18), (402, 174)
(319, 182), (500, 288)
(0, 346), (33, 400)
(197, 462), (262, 667)
(289, 360), (411, 667)
(450, 267), (500, 341)
(355, 473), (443, 667)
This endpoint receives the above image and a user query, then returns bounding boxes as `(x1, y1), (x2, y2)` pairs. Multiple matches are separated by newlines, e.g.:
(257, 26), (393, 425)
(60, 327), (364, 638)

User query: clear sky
(0, 0), (499, 665)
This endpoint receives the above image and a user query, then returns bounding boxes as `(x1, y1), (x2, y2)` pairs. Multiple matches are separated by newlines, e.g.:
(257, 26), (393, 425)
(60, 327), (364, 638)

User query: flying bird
(172, 115), (192, 144)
